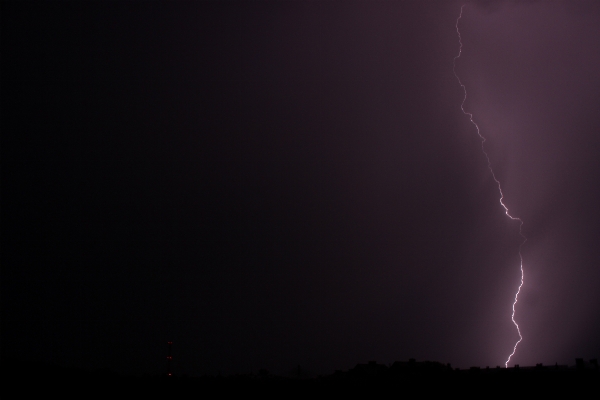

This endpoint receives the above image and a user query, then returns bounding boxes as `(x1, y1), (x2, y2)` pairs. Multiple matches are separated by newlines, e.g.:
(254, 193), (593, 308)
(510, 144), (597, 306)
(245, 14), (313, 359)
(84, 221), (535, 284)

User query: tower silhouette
(167, 341), (173, 376)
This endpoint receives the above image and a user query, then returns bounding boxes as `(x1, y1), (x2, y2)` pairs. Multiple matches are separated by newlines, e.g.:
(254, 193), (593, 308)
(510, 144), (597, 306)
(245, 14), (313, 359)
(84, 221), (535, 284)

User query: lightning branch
(452, 4), (527, 368)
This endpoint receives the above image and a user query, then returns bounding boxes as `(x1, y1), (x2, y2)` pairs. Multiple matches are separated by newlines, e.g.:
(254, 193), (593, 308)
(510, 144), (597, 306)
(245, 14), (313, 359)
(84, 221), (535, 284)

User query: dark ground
(2, 356), (598, 396)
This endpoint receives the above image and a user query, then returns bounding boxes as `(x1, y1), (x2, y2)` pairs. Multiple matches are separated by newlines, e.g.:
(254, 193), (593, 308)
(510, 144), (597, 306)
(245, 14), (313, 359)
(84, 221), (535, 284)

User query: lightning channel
(452, 4), (527, 368)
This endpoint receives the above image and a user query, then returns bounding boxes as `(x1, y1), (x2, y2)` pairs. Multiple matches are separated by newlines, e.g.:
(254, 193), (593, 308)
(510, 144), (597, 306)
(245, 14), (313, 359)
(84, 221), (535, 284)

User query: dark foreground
(3, 358), (598, 395)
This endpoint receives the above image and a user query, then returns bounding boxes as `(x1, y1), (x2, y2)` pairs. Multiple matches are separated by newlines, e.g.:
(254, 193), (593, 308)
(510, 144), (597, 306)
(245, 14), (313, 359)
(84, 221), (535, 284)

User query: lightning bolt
(452, 4), (527, 368)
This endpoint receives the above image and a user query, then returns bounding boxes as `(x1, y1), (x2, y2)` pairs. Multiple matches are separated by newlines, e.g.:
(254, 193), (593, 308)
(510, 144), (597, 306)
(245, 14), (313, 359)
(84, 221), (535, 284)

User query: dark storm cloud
(2, 0), (598, 376)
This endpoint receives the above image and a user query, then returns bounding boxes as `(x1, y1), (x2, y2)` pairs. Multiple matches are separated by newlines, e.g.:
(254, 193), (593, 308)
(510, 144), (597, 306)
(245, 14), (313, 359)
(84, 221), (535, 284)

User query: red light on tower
(167, 341), (173, 377)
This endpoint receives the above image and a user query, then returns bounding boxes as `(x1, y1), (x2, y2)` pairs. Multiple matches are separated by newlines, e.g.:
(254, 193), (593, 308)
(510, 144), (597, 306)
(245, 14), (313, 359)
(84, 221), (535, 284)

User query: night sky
(2, 0), (599, 376)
